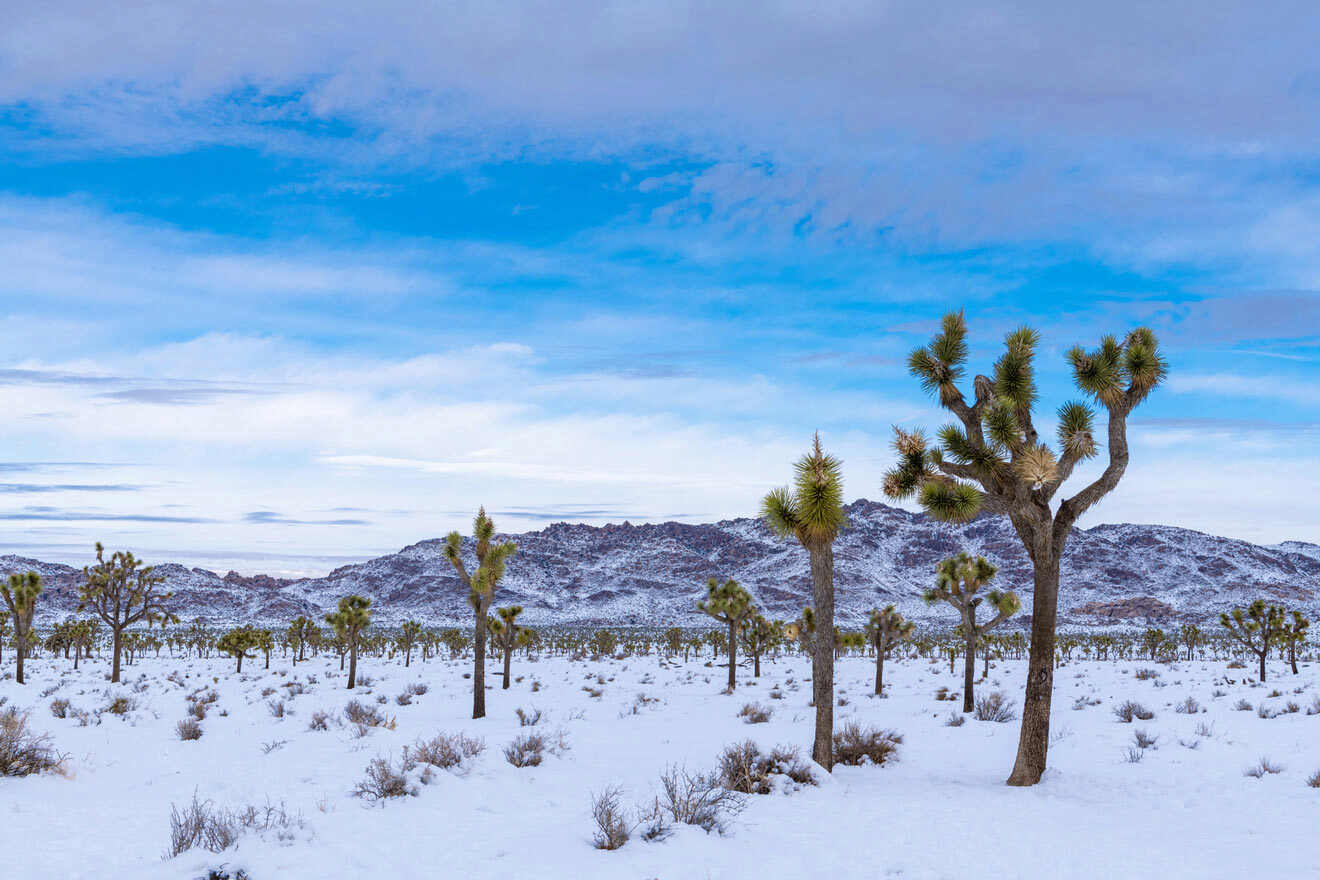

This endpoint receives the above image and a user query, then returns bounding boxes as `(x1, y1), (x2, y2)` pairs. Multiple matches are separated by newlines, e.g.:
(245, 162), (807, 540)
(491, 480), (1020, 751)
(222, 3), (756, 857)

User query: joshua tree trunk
(405, 646), (412, 667)
(1007, 553), (1059, 786)
(726, 620), (738, 691)
(473, 610), (488, 718)
(874, 649), (884, 696)
(347, 641), (358, 689)
(753, 650), (761, 678)
(15, 640), (25, 685)
(1258, 650), (1267, 683)
(236, 653), (244, 674)
(810, 541), (834, 770)
(1290, 645), (1298, 675)
(111, 627), (123, 683)
(962, 624), (976, 713)
(502, 645), (512, 689)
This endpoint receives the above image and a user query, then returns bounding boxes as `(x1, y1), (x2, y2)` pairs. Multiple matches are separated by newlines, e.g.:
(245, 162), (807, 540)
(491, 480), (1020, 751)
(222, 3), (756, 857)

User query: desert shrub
(738, 702), (772, 724)
(717, 740), (814, 794)
(0, 708), (65, 777)
(395, 692), (412, 706)
(590, 785), (631, 850)
(1194, 721), (1215, 738)
(1072, 696), (1101, 710)
(1113, 701), (1155, 723)
(1306, 770), (1320, 788)
(974, 691), (1017, 723)
(283, 682), (306, 697)
(1244, 757), (1284, 778)
(406, 682), (428, 696)
(1234, 699), (1253, 712)
(189, 701), (208, 721)
(1307, 696), (1320, 716)
(1285, 701), (1300, 714)
(516, 707), (543, 727)
(1257, 703), (1278, 720)
(413, 732), (486, 772)
(345, 699), (393, 735)
(1132, 729), (1158, 749)
(832, 723), (902, 766)
(505, 733), (546, 768)
(1227, 660), (1245, 669)
(308, 711), (335, 732)
(1124, 746), (1144, 763)
(49, 699), (71, 719)
(105, 696), (136, 716)
(353, 755), (417, 803)
(165, 792), (300, 858)
(267, 700), (286, 718)
(647, 765), (744, 834)
(945, 712), (966, 727)
(1175, 696), (1200, 714)
(1134, 668), (1160, 681)
(177, 719), (203, 741)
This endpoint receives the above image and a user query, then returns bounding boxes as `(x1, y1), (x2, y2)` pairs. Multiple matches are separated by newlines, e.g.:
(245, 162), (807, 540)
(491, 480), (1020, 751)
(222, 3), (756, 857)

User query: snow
(4, 649), (1319, 879)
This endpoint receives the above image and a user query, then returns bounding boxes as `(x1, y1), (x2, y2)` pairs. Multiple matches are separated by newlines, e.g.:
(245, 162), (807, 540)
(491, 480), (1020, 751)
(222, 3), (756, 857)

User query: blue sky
(1, 2), (1319, 573)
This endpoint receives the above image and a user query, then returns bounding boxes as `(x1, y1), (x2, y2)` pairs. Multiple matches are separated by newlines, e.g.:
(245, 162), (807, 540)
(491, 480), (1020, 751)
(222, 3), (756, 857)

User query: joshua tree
(1179, 624), (1202, 661)
(78, 543), (177, 683)
(398, 619), (423, 667)
(0, 571), (42, 684)
(217, 625), (259, 673)
(443, 507), (517, 719)
(762, 434), (846, 770)
(865, 604), (914, 696)
(884, 312), (1165, 785)
(255, 628), (274, 669)
(325, 595), (372, 689)
(286, 616), (315, 664)
(488, 605), (529, 689)
(924, 554), (1021, 712)
(0, 610), (8, 663)
(1278, 611), (1309, 675)
(740, 614), (781, 678)
(696, 577), (756, 691)
(1220, 599), (1285, 682)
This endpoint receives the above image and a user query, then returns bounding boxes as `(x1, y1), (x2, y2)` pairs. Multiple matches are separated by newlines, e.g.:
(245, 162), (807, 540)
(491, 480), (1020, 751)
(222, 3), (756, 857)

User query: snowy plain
(3, 648), (1318, 880)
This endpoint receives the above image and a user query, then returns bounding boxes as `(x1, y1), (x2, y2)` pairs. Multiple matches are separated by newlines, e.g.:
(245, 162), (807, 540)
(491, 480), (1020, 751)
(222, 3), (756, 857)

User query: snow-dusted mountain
(10, 500), (1320, 628)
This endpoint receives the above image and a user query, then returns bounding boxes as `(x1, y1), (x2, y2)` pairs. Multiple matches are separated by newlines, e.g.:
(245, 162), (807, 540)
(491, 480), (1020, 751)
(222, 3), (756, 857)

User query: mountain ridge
(8, 499), (1320, 628)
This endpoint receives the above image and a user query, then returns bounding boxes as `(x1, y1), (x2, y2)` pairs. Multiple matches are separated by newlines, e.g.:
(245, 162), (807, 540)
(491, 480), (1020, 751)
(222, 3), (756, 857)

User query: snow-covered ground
(3, 650), (1318, 879)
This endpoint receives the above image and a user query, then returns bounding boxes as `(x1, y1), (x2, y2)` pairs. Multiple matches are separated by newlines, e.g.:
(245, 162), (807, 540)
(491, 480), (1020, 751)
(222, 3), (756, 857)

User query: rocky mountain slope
(10, 500), (1320, 628)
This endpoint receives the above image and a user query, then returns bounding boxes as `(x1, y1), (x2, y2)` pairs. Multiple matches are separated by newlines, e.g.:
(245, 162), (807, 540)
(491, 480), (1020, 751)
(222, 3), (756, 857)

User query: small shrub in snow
(590, 785), (631, 850)
(49, 698), (71, 719)
(165, 792), (301, 857)
(1174, 696), (1200, 714)
(1256, 703), (1278, 720)
(395, 692), (412, 706)
(647, 765), (744, 834)
(517, 707), (543, 727)
(1306, 770), (1320, 788)
(344, 699), (393, 735)
(413, 732), (485, 772)
(1124, 747), (1144, 764)
(105, 696), (136, 716)
(406, 682), (428, 696)
(353, 755), (417, 803)
(1234, 699), (1253, 712)
(267, 700), (286, 718)
(177, 719), (203, 741)
(974, 692), (1017, 723)
(1244, 757), (1284, 778)
(308, 711), (335, 732)
(945, 712), (966, 727)
(1307, 696), (1320, 716)
(738, 702), (772, 724)
(717, 740), (814, 794)
(505, 733), (545, 768)
(832, 724), (902, 766)
(1194, 721), (1215, 738)
(1113, 701), (1155, 723)
(1284, 701), (1300, 714)
(0, 708), (65, 777)
(1132, 729), (1158, 750)
(1134, 668), (1159, 681)
(189, 701), (208, 721)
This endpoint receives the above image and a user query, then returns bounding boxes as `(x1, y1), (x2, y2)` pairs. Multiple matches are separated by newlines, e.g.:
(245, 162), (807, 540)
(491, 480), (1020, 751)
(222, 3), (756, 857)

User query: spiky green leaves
(918, 479), (983, 523)
(1056, 401), (1097, 458)
(909, 311), (969, 405)
(445, 509), (517, 612)
(982, 399), (1021, 450)
(697, 577), (754, 626)
(762, 434), (846, 547)
(987, 590), (1021, 616)
(1069, 328), (1165, 409)
(993, 326), (1039, 410)
(325, 594), (372, 639)
(883, 427), (934, 501)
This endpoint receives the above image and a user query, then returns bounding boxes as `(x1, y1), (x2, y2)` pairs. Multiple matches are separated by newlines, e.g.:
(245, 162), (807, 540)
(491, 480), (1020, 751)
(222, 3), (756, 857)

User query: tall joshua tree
(325, 595), (372, 689)
(398, 619), (423, 667)
(78, 543), (177, 683)
(762, 434), (846, 770)
(697, 577), (755, 691)
(1279, 611), (1309, 675)
(217, 625), (258, 673)
(884, 312), (1165, 785)
(924, 553), (1021, 712)
(0, 571), (42, 684)
(865, 604), (914, 697)
(287, 616), (315, 664)
(740, 614), (781, 678)
(1220, 599), (1285, 682)
(444, 507), (517, 719)
(488, 605), (529, 689)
